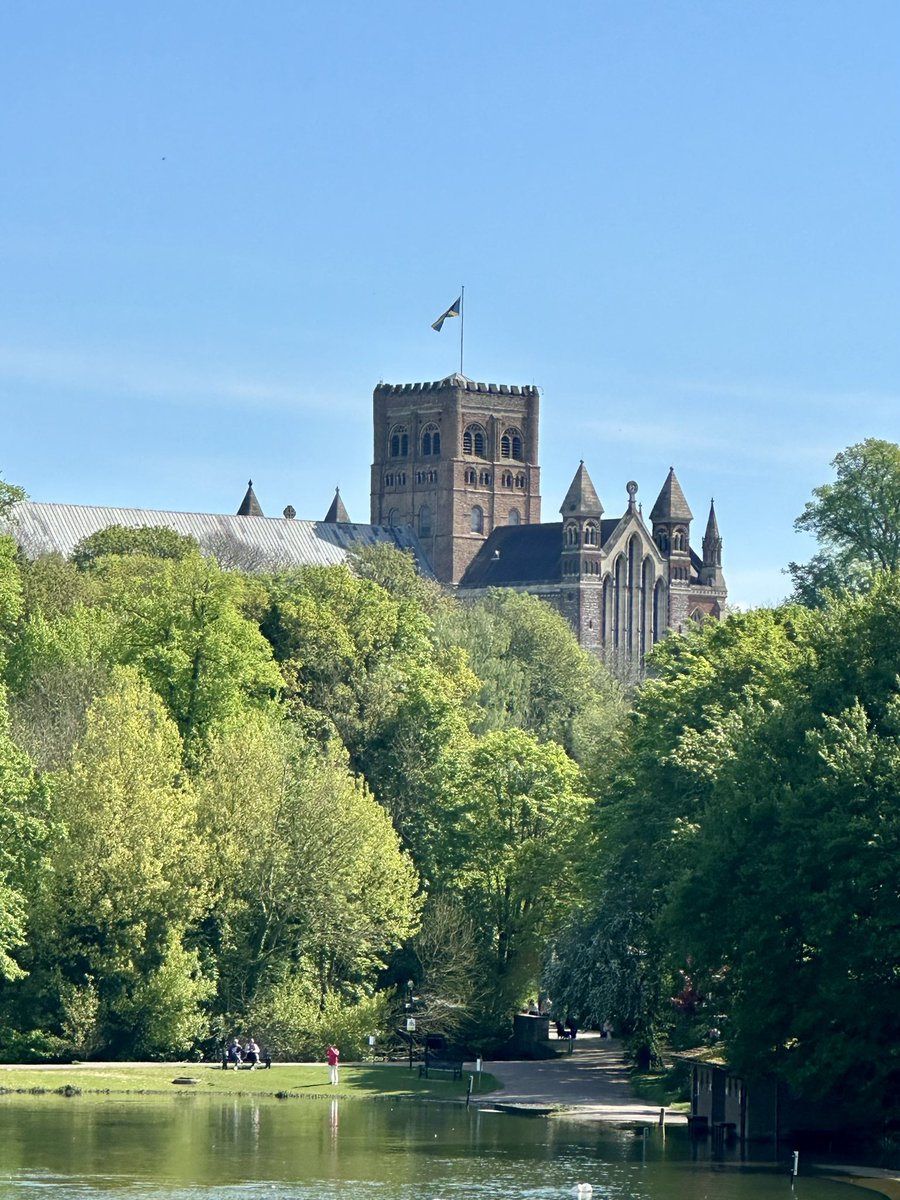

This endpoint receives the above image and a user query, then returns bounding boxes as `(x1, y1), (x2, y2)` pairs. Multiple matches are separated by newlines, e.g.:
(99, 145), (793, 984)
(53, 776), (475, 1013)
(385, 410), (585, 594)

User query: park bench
(418, 1059), (464, 1080)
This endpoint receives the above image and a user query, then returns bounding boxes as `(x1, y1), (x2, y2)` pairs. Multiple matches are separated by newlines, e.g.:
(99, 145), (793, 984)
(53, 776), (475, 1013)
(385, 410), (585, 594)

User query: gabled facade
(459, 463), (727, 676)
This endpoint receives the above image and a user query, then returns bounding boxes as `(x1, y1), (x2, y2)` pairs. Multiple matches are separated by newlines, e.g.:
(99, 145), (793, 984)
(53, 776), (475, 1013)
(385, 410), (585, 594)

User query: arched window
(502, 471), (513, 488)
(691, 607), (705, 622)
(480, 470), (492, 486)
(463, 423), (487, 457)
(418, 505), (432, 537)
(500, 427), (524, 460)
(564, 522), (580, 547)
(584, 522), (598, 546)
(656, 530), (669, 553)
(673, 527), (687, 552)
(514, 472), (526, 489)
(470, 505), (484, 534)
(387, 508), (399, 528)
(389, 425), (409, 458)
(464, 467), (476, 485)
(421, 424), (441, 457)
(508, 508), (521, 525)
(385, 472), (395, 487)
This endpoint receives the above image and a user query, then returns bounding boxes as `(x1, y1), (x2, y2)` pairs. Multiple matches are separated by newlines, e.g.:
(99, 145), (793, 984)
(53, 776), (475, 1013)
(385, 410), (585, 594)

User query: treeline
(1, 437), (898, 1120)
(0, 509), (623, 1060)
(549, 438), (900, 1121)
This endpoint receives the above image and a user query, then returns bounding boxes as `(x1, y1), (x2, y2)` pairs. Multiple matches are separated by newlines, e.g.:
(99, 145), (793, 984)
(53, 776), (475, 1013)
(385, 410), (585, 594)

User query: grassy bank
(0, 1063), (499, 1101)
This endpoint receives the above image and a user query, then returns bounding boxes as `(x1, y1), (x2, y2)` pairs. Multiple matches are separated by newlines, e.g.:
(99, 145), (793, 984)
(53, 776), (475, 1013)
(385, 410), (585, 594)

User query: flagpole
(459, 285), (465, 376)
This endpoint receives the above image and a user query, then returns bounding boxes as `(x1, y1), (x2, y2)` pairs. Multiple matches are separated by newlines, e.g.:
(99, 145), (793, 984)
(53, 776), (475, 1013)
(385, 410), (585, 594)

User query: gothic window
(480, 470), (492, 486)
(464, 467), (476, 485)
(397, 472), (406, 486)
(514, 472), (526, 489)
(470, 505), (484, 534)
(463, 423), (487, 457)
(691, 607), (704, 622)
(655, 530), (669, 553)
(500, 427), (524, 460)
(673, 527), (687, 552)
(508, 508), (521, 525)
(418, 505), (432, 537)
(385, 472), (395, 487)
(502, 471), (513, 488)
(388, 508), (399, 527)
(584, 522), (598, 546)
(564, 522), (580, 547)
(421, 424), (441, 457)
(389, 425), (409, 458)
(427, 469), (437, 483)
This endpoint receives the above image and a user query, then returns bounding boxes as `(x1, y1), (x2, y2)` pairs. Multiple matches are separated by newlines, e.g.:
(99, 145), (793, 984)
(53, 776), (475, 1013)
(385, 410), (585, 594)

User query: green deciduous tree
(789, 439), (900, 606)
(29, 668), (213, 1057)
(196, 715), (420, 1021)
(71, 524), (200, 571)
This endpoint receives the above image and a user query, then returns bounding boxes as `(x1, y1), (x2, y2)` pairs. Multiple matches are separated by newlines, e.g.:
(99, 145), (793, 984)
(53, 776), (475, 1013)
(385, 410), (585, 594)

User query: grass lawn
(629, 1068), (690, 1112)
(0, 1062), (500, 1102)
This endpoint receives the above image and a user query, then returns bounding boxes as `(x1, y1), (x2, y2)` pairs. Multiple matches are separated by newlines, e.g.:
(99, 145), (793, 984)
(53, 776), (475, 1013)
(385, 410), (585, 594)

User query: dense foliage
(0, 503), (622, 1060)
(2, 440), (899, 1128)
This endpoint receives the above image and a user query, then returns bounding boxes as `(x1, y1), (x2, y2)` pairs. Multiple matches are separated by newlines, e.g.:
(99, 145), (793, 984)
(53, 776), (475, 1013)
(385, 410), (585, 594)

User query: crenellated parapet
(375, 377), (538, 397)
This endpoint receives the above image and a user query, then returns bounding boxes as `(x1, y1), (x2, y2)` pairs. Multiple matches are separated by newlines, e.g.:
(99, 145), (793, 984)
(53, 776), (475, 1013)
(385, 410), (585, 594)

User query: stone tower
(371, 374), (541, 583)
(649, 467), (693, 631)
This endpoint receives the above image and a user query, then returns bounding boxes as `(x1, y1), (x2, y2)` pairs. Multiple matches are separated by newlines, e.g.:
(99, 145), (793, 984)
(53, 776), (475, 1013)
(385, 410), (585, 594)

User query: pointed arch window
(470, 505), (484, 534)
(584, 522), (598, 546)
(421, 424), (441, 457)
(508, 508), (521, 525)
(463, 424), (487, 457)
(500, 427), (524, 460)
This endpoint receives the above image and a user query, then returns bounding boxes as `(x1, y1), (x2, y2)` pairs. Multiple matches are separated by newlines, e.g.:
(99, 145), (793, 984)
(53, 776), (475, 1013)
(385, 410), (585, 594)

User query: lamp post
(405, 979), (416, 1072)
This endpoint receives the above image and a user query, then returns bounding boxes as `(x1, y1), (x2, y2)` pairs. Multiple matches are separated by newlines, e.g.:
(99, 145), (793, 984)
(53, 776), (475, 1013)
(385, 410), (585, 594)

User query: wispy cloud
(0, 343), (354, 415)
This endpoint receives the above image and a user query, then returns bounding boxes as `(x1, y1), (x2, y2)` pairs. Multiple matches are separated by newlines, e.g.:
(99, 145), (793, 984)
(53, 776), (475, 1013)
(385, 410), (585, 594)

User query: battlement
(375, 374), (538, 398)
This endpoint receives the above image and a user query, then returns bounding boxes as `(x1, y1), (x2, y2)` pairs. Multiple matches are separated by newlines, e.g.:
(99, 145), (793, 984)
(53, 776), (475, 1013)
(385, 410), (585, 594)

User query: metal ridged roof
(8, 502), (434, 576)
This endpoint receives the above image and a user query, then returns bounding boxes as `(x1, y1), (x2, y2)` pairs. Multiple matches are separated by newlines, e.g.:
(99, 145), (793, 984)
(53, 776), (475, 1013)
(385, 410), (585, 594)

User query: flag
(431, 296), (461, 332)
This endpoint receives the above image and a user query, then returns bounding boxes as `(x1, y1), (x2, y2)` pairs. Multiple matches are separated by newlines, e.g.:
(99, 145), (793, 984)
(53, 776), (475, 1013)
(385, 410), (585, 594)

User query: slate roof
(559, 462), (604, 517)
(323, 488), (350, 523)
(8, 501), (434, 576)
(649, 468), (693, 523)
(237, 480), (264, 517)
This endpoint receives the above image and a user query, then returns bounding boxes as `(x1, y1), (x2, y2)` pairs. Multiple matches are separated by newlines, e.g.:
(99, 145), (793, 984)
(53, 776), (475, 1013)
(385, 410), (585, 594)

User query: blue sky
(1, 0), (898, 607)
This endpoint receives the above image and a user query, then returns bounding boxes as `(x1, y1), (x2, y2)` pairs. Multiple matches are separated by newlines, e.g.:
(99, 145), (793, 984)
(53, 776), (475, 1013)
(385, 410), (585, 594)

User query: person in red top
(326, 1044), (340, 1085)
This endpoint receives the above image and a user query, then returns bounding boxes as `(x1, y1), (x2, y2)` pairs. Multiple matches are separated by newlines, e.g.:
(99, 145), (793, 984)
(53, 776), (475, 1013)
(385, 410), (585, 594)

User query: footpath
(472, 1031), (687, 1124)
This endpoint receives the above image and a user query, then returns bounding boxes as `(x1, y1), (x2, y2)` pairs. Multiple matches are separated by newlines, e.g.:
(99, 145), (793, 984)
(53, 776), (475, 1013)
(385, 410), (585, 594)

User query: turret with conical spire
(324, 487), (350, 524)
(700, 498), (725, 588)
(649, 467), (692, 572)
(559, 461), (603, 519)
(560, 462), (603, 578)
(237, 480), (263, 518)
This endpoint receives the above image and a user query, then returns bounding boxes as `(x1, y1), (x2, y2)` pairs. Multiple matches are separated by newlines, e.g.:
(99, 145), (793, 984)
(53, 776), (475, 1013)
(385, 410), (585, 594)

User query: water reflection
(0, 1096), (856, 1200)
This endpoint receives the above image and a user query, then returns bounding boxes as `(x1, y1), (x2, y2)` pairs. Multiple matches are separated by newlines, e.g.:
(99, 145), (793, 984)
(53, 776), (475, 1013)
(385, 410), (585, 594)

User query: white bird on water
(573, 1186), (593, 1196)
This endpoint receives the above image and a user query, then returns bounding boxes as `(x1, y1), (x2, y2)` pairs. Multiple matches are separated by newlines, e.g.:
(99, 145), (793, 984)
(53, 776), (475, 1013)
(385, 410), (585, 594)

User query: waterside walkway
(473, 1032), (687, 1124)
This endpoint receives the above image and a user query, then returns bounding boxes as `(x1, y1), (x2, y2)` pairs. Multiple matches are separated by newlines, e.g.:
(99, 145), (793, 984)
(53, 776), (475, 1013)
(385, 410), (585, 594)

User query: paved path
(472, 1033), (687, 1124)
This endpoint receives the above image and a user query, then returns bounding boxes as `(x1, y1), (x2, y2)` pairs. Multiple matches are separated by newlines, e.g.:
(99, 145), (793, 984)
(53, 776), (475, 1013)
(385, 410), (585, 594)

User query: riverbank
(472, 1032), (689, 1125)
(0, 1060), (486, 1102)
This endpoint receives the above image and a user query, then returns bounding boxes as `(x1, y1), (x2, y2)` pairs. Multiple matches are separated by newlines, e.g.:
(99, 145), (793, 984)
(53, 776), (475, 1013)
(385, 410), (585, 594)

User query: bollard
(466, 1075), (473, 1108)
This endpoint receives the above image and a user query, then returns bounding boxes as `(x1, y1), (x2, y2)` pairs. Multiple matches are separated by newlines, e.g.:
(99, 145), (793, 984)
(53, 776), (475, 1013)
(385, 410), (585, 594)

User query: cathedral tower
(371, 374), (541, 583)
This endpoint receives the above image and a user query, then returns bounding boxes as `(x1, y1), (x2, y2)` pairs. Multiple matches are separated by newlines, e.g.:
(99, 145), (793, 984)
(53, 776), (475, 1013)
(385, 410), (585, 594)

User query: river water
(0, 1095), (860, 1200)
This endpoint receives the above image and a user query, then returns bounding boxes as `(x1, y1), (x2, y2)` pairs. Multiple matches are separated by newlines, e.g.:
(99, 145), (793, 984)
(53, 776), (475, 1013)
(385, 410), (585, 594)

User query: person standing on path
(327, 1044), (340, 1085)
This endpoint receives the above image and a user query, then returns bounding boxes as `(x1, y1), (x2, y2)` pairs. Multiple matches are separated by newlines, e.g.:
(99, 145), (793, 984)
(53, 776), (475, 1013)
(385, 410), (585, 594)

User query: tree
(196, 714), (420, 1019)
(789, 439), (900, 606)
(92, 554), (282, 760)
(26, 669), (213, 1057)
(443, 728), (589, 1030)
(71, 524), (200, 571)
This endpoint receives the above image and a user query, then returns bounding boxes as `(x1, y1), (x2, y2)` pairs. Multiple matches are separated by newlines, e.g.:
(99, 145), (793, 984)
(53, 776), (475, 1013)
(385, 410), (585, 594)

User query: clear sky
(1, 1), (898, 607)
